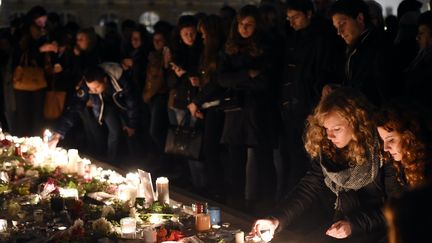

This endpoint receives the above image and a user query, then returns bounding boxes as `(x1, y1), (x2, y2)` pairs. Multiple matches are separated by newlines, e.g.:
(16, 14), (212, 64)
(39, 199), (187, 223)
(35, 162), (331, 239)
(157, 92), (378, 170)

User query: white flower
(101, 205), (115, 218)
(92, 218), (113, 236)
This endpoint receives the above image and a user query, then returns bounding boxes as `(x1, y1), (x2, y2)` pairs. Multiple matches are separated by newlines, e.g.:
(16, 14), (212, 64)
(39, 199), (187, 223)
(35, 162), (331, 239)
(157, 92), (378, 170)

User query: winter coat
(274, 145), (402, 238)
(217, 49), (274, 146)
(281, 19), (344, 118)
(54, 62), (139, 137)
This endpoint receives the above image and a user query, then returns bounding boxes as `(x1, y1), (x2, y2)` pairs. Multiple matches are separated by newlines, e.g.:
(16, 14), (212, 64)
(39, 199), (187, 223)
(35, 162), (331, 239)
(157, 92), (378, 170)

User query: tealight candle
(0, 219), (7, 233)
(156, 177), (169, 204)
(120, 217), (136, 239)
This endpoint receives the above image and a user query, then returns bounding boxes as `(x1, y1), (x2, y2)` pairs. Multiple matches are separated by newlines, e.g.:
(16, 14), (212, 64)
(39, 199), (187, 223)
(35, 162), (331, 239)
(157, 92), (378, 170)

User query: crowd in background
(1, 0), (432, 242)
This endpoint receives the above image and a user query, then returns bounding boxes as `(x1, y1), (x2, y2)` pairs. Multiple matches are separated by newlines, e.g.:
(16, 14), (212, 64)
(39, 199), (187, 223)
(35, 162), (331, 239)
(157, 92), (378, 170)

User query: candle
(120, 217), (136, 239)
(43, 129), (52, 143)
(67, 149), (80, 173)
(0, 219), (7, 233)
(208, 207), (220, 225)
(235, 231), (245, 243)
(195, 213), (211, 232)
(117, 184), (137, 205)
(77, 159), (90, 176)
(59, 188), (79, 200)
(142, 227), (157, 242)
(156, 177), (169, 204)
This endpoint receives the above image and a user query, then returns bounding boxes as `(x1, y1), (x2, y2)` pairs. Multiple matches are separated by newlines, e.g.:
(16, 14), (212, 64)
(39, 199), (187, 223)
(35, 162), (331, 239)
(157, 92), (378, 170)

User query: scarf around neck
(320, 137), (382, 210)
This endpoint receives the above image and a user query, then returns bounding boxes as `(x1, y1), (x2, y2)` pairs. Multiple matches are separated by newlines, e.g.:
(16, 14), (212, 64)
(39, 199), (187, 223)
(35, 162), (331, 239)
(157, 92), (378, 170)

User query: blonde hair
(304, 88), (376, 166)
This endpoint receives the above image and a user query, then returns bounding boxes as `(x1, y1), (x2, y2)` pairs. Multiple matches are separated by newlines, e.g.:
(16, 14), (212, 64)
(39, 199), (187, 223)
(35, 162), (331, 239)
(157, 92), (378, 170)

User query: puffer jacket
(54, 62), (139, 137)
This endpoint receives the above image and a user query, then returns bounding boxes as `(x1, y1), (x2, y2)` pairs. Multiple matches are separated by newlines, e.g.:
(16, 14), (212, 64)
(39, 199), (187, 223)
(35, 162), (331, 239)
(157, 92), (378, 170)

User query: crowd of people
(1, 0), (432, 242)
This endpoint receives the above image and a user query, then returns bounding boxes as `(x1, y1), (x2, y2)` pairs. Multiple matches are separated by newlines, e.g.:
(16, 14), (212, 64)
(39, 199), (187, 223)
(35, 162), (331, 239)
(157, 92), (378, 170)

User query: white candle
(156, 177), (169, 204)
(120, 217), (136, 239)
(235, 231), (245, 243)
(0, 219), (7, 233)
(59, 188), (79, 200)
(43, 129), (52, 143)
(67, 149), (80, 173)
(142, 227), (157, 243)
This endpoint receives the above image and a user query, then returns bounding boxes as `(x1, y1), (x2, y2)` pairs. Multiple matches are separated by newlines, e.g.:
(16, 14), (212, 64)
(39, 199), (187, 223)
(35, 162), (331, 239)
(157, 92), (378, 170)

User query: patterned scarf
(321, 137), (382, 211)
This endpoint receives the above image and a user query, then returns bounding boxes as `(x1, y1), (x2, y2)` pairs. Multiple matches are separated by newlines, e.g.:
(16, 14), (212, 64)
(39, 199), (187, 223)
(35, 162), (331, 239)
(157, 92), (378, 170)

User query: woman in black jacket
(186, 14), (226, 194)
(251, 88), (402, 243)
(218, 5), (276, 206)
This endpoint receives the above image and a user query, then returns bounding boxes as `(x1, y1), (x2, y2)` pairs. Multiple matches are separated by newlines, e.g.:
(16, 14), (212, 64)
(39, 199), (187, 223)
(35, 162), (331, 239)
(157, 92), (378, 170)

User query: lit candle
(0, 219), (7, 233)
(156, 177), (169, 204)
(148, 214), (163, 225)
(68, 149), (81, 173)
(120, 217), (136, 239)
(43, 129), (52, 143)
(195, 213), (211, 232)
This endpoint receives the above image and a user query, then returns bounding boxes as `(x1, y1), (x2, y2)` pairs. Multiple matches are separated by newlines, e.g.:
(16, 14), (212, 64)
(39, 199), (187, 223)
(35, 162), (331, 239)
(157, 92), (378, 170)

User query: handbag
(12, 53), (47, 91)
(43, 58), (66, 120)
(44, 90), (66, 119)
(164, 114), (203, 160)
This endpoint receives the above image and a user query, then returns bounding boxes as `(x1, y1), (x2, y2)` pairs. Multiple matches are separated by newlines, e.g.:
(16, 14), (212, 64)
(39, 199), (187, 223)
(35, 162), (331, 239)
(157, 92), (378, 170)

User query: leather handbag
(164, 115), (203, 160)
(12, 53), (47, 91)
(43, 57), (66, 120)
(44, 90), (66, 120)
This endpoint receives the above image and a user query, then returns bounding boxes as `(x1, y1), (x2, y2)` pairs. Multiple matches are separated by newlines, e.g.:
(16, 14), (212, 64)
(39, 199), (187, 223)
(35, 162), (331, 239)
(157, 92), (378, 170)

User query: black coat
(404, 47), (432, 107)
(344, 28), (401, 105)
(281, 19), (345, 118)
(275, 152), (402, 237)
(167, 43), (202, 110)
(217, 50), (273, 146)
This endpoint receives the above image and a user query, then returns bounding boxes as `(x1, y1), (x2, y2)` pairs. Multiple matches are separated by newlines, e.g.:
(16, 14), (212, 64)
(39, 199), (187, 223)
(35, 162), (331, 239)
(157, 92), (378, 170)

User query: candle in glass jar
(43, 129), (52, 143)
(156, 177), (169, 204)
(120, 217), (136, 239)
(142, 227), (157, 242)
(195, 213), (211, 232)
(0, 219), (7, 233)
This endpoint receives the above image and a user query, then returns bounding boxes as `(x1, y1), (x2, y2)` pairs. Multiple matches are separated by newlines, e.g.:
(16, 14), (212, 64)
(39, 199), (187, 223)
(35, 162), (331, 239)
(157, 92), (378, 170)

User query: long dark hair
(198, 14), (225, 84)
(225, 5), (263, 57)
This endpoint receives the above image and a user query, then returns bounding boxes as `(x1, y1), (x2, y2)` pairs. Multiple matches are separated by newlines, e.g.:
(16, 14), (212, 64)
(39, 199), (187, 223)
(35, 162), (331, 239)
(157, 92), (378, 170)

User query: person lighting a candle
(48, 64), (139, 163)
(250, 88), (402, 242)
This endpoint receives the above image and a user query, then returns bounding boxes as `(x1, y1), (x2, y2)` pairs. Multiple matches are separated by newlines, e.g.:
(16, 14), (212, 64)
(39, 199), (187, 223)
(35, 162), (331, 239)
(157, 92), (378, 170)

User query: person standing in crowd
(251, 88), (402, 243)
(327, 0), (402, 104)
(376, 101), (432, 190)
(404, 11), (432, 107)
(166, 15), (203, 188)
(49, 65), (139, 164)
(218, 5), (275, 210)
(278, 0), (345, 195)
(186, 14), (226, 197)
(12, 6), (52, 137)
(143, 27), (172, 153)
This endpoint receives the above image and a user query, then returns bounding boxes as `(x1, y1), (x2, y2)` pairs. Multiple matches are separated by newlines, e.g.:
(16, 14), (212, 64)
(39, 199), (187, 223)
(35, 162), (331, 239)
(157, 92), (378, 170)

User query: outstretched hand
(326, 220), (352, 239)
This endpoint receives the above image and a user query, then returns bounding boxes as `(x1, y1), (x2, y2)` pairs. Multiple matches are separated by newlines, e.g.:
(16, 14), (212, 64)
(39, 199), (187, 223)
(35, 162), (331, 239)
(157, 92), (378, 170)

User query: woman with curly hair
(376, 102), (432, 189)
(251, 88), (401, 243)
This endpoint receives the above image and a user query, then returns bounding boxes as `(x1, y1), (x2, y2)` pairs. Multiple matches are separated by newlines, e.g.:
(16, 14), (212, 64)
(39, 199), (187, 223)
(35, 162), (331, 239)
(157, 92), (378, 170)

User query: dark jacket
(281, 19), (344, 118)
(167, 43), (202, 110)
(275, 151), (402, 237)
(54, 62), (139, 137)
(344, 28), (401, 105)
(217, 49), (273, 146)
(404, 47), (432, 107)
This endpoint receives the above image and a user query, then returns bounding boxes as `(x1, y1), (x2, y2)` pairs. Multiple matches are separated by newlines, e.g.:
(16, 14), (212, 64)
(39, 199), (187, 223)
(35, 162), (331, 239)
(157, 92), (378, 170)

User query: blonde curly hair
(304, 88), (376, 166)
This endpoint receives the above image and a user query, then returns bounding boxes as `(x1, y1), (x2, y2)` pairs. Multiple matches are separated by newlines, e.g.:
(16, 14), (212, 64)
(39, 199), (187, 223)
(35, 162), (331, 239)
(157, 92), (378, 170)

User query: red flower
(1, 139), (12, 147)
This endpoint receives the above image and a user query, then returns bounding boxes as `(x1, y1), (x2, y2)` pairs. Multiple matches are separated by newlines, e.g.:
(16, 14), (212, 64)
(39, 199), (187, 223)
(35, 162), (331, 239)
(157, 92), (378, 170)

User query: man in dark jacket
(280, 0), (345, 192)
(327, 0), (401, 104)
(50, 63), (139, 163)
